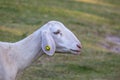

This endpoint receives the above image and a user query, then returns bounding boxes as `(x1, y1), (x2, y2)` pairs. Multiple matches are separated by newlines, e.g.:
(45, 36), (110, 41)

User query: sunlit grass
(75, 0), (119, 7)
(0, 26), (22, 35)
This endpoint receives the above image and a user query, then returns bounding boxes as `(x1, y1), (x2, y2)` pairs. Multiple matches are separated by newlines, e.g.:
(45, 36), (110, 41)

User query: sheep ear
(41, 30), (56, 56)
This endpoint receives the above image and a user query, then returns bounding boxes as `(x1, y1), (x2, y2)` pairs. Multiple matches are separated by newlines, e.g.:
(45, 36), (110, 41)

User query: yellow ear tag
(45, 45), (51, 51)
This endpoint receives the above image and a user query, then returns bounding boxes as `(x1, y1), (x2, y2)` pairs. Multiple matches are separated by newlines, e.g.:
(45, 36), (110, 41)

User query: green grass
(0, 0), (120, 80)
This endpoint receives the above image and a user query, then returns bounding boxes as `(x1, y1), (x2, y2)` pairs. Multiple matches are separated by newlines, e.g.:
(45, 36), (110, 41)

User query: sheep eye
(53, 30), (60, 35)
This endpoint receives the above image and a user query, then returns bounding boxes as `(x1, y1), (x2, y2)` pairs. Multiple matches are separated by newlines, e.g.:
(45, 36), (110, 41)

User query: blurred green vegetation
(0, 0), (120, 80)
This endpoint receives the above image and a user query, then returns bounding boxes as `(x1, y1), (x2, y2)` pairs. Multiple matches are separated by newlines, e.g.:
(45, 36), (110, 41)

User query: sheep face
(49, 21), (82, 55)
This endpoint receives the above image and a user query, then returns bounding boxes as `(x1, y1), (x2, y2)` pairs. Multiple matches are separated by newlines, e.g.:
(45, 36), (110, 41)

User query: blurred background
(0, 0), (120, 80)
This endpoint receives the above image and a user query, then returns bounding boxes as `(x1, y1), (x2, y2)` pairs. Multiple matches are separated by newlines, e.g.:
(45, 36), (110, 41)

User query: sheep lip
(70, 49), (80, 52)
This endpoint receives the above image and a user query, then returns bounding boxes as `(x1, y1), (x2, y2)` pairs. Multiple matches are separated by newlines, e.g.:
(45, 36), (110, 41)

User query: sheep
(0, 21), (82, 80)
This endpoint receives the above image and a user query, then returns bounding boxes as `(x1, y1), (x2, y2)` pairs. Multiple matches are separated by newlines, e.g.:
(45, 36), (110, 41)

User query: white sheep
(0, 21), (82, 80)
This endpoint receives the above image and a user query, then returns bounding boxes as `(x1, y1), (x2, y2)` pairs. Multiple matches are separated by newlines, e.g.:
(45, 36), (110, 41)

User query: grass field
(0, 0), (120, 80)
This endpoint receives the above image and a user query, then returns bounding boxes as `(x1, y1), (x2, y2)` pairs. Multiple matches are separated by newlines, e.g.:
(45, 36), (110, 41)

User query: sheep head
(41, 21), (82, 56)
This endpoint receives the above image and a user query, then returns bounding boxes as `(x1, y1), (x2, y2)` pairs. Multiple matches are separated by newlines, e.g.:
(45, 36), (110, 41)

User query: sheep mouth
(70, 49), (81, 53)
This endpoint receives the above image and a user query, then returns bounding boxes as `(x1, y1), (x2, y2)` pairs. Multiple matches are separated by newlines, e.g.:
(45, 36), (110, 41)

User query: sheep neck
(14, 29), (44, 72)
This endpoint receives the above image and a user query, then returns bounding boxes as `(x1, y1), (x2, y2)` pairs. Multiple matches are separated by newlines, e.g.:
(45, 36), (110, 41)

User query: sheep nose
(77, 44), (82, 49)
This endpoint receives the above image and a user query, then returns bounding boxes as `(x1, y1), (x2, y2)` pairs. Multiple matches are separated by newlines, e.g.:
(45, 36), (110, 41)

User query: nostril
(77, 44), (82, 49)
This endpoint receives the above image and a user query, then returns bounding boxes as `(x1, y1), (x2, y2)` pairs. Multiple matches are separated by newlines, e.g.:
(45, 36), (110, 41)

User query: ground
(101, 36), (120, 53)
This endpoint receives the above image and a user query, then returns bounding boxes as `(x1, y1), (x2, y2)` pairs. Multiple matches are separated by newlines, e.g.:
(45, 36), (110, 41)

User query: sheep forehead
(49, 21), (77, 39)
(49, 21), (67, 32)
(48, 21), (63, 25)
(48, 21), (77, 38)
